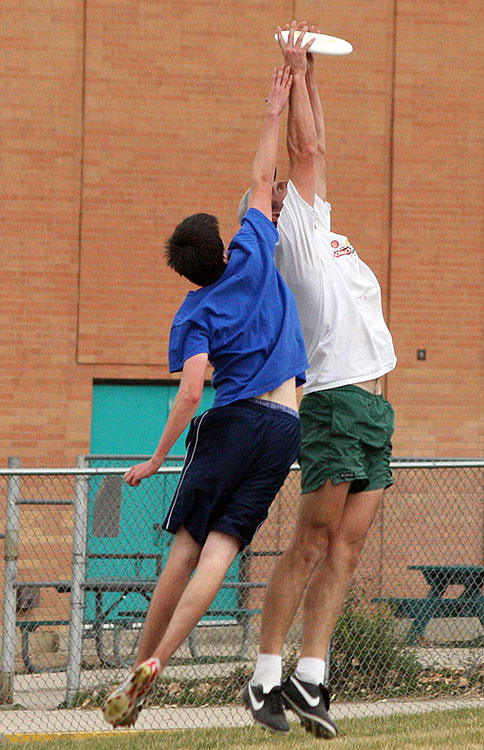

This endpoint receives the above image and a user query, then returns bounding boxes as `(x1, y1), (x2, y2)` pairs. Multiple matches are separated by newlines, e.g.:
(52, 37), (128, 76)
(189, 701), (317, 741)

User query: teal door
(90, 381), (215, 457)
(87, 382), (238, 628)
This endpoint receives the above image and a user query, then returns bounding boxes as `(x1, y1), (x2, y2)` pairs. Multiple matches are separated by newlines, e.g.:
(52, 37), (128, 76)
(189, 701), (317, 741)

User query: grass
(6, 707), (484, 750)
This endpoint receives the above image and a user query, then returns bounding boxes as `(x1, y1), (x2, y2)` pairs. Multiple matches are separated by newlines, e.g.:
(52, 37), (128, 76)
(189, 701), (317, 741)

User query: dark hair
(165, 213), (226, 286)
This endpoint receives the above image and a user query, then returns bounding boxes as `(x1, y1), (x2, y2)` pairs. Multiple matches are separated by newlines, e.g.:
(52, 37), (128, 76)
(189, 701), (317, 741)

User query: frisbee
(275, 30), (353, 56)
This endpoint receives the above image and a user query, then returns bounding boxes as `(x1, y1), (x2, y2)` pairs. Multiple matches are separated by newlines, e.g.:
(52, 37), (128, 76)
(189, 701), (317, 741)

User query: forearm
(248, 64), (291, 219)
(287, 72), (317, 166)
(251, 110), (281, 189)
(306, 70), (325, 152)
(306, 69), (327, 199)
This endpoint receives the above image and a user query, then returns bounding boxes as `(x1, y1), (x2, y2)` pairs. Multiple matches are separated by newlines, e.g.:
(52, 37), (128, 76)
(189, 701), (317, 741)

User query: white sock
(295, 657), (326, 686)
(251, 653), (282, 692)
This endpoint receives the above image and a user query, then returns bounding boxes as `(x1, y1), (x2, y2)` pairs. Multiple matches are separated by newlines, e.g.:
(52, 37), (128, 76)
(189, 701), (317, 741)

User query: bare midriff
(256, 377), (298, 411)
(353, 378), (382, 395)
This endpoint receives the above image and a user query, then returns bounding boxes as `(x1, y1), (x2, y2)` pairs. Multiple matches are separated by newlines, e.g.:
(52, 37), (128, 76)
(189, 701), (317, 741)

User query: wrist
(264, 107), (280, 120)
(150, 455), (163, 469)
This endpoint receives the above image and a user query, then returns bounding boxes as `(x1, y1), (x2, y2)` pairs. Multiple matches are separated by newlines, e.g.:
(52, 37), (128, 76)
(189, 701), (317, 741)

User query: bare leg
(102, 529), (240, 729)
(134, 527), (201, 666)
(300, 488), (384, 659)
(152, 530), (241, 668)
(259, 480), (350, 655)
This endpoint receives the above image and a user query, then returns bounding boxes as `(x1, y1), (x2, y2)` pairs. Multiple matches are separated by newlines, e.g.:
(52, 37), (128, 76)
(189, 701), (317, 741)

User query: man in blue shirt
(102, 63), (308, 731)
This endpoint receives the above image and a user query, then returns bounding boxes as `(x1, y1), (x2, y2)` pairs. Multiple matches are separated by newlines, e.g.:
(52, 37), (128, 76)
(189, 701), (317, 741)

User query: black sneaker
(282, 675), (338, 739)
(242, 682), (290, 735)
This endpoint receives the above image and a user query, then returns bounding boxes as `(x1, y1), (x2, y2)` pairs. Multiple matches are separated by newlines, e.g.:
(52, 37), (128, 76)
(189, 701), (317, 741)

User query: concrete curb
(1, 697), (483, 740)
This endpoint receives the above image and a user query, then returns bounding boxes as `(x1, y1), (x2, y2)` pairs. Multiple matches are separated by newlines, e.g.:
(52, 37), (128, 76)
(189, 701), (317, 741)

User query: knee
(174, 542), (201, 574)
(328, 531), (366, 571)
(288, 524), (331, 570)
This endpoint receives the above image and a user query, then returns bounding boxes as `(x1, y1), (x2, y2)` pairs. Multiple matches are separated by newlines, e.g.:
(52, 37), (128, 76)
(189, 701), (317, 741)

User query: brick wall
(1, 0), (482, 466)
(387, 0), (483, 456)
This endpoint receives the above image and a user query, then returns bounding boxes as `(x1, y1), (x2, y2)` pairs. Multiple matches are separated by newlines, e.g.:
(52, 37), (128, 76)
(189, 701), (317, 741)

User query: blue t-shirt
(169, 208), (308, 408)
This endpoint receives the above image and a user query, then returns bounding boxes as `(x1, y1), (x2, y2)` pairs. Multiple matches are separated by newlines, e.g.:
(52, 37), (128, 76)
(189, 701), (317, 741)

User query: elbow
(182, 386), (203, 409)
(251, 174), (273, 192)
(288, 137), (317, 162)
(304, 139), (318, 159)
(289, 147), (317, 172)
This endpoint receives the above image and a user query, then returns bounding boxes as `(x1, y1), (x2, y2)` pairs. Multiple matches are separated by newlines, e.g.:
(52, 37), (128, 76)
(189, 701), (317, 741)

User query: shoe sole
(282, 694), (338, 739)
(114, 705), (142, 728)
(102, 660), (158, 728)
(241, 689), (290, 736)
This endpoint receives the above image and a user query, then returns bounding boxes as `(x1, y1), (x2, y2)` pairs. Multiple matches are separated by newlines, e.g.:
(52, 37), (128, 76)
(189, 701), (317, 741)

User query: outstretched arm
(305, 35), (327, 201)
(249, 65), (292, 221)
(277, 21), (317, 207)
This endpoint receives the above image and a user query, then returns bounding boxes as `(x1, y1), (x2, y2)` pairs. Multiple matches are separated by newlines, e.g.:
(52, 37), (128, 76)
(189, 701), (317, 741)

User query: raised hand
(276, 20), (315, 75)
(265, 64), (293, 117)
(304, 24), (322, 74)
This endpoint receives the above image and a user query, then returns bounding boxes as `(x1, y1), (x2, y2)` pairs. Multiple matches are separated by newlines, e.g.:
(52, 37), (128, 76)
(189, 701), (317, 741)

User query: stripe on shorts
(164, 411), (209, 529)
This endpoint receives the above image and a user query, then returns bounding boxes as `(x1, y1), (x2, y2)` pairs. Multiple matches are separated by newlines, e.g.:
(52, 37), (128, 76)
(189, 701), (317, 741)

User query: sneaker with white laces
(242, 682), (290, 735)
(282, 674), (338, 739)
(102, 657), (160, 728)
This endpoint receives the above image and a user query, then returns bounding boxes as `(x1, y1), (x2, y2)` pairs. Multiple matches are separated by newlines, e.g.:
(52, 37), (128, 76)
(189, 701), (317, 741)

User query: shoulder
(241, 208), (278, 239)
(229, 208), (278, 258)
(314, 194), (332, 230)
(170, 298), (210, 349)
(171, 290), (210, 329)
(279, 181), (315, 225)
(171, 292), (197, 321)
(277, 181), (315, 244)
(279, 182), (333, 237)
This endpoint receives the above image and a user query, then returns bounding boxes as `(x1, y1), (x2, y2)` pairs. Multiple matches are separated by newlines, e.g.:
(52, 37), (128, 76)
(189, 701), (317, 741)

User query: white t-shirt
(275, 181), (397, 393)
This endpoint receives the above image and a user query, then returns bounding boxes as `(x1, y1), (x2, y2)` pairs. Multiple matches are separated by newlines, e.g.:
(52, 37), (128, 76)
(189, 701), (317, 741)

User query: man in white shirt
(241, 22), (396, 737)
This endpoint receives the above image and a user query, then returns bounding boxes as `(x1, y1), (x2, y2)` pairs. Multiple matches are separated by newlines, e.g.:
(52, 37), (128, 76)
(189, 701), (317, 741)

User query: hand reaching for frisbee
(304, 26), (321, 74)
(276, 20), (316, 75)
(274, 22), (353, 57)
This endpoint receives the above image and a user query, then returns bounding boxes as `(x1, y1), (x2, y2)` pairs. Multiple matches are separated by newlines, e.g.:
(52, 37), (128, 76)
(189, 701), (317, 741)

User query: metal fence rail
(0, 458), (483, 736)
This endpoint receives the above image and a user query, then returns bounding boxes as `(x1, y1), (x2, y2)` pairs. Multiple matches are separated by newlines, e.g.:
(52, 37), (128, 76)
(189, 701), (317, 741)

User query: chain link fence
(0, 457), (483, 736)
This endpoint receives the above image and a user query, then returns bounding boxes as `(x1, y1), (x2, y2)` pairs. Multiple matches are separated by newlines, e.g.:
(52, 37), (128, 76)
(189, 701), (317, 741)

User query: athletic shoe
(116, 708), (143, 729)
(242, 682), (290, 735)
(113, 704), (142, 728)
(102, 657), (160, 728)
(282, 674), (338, 739)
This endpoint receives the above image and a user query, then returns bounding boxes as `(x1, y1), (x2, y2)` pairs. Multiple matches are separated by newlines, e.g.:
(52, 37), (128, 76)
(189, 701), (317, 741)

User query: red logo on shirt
(333, 238), (356, 258)
(334, 246), (354, 258)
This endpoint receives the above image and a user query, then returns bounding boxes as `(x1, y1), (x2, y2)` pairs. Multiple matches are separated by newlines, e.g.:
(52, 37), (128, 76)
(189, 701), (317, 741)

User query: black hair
(165, 213), (226, 286)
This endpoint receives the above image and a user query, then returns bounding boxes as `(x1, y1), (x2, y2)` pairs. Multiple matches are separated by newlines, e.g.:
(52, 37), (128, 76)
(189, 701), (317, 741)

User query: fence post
(324, 642), (331, 690)
(0, 458), (21, 704)
(65, 456), (89, 706)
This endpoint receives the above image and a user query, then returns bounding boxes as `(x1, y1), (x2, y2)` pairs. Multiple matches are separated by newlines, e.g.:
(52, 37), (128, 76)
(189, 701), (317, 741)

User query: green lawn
(8, 707), (484, 750)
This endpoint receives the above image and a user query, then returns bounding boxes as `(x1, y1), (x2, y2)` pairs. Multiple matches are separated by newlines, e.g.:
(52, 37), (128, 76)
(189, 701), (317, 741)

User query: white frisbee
(275, 29), (353, 56)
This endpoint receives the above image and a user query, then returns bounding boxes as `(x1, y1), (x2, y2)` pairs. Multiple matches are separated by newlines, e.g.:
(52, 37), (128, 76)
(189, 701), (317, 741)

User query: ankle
(295, 656), (326, 685)
(251, 653), (282, 691)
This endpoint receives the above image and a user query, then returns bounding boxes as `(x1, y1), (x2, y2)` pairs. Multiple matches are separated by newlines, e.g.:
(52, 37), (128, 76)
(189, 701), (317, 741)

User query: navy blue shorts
(162, 398), (301, 548)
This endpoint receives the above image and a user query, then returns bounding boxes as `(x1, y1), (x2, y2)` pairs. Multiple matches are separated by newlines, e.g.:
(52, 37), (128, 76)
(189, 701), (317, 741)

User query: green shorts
(299, 385), (395, 495)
